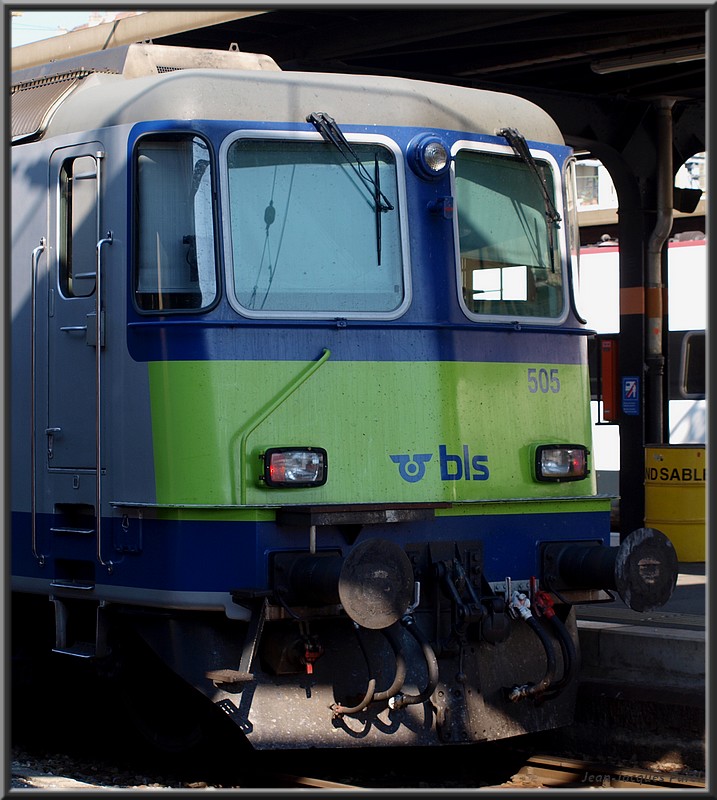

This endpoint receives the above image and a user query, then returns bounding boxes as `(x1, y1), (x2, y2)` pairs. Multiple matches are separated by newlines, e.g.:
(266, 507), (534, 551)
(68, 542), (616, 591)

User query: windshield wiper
(308, 111), (393, 265)
(499, 127), (561, 271)
(499, 127), (561, 226)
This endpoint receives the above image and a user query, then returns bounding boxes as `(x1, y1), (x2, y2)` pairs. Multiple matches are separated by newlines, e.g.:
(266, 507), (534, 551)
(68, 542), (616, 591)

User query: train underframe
(109, 536), (588, 749)
(12, 517), (677, 751)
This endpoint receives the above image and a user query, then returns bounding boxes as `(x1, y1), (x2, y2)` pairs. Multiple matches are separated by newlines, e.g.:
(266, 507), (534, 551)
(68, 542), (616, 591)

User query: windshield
(225, 137), (405, 316)
(455, 148), (565, 319)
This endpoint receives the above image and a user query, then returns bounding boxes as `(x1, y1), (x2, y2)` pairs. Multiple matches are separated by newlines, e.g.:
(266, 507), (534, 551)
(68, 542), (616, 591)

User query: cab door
(47, 144), (105, 472)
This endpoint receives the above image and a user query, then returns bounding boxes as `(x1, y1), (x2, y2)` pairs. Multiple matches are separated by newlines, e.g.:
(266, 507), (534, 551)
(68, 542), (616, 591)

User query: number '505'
(527, 367), (561, 393)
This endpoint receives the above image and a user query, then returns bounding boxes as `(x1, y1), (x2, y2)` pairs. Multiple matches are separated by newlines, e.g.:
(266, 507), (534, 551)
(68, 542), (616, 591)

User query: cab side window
(134, 133), (217, 311)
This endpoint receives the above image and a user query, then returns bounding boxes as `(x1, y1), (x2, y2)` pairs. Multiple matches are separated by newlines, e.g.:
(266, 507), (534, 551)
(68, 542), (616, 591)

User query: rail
(505, 755), (706, 789)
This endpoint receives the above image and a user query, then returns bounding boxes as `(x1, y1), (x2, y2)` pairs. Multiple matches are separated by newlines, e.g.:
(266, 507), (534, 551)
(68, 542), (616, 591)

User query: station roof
(144, 7), (708, 165)
(150, 8), (706, 108)
(12, 8), (706, 156)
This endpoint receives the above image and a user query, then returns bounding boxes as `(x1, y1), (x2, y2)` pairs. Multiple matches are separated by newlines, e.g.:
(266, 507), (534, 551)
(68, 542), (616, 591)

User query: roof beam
(11, 10), (267, 71)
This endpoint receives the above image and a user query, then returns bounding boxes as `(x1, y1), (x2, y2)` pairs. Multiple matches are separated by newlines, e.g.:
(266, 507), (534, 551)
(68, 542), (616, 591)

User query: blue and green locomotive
(10, 43), (677, 750)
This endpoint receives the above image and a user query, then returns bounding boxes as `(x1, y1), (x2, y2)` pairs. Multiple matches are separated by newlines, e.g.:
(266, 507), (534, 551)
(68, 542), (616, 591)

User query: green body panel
(148, 358), (598, 509)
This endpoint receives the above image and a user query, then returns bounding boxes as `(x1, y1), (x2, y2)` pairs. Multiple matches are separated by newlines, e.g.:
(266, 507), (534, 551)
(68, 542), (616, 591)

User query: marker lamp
(408, 134), (451, 180)
(535, 445), (589, 482)
(262, 447), (328, 488)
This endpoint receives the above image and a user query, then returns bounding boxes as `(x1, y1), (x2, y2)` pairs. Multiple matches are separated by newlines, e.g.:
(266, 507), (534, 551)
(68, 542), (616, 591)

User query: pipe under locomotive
(10, 43), (678, 751)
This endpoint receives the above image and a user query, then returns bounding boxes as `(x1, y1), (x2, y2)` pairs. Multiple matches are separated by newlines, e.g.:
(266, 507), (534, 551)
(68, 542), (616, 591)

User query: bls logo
(390, 445), (490, 483)
(390, 453), (433, 483)
(439, 445), (489, 481)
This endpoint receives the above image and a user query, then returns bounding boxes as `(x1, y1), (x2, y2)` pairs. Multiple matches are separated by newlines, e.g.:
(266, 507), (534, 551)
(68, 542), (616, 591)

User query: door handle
(45, 427), (61, 460)
(59, 311), (104, 346)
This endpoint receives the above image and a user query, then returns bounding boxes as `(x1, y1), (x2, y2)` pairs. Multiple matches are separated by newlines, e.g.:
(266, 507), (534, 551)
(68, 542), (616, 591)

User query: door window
(59, 155), (97, 298)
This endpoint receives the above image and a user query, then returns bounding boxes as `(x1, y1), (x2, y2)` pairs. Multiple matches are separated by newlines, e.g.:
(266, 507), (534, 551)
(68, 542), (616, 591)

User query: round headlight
(408, 134), (451, 180)
(423, 140), (449, 172)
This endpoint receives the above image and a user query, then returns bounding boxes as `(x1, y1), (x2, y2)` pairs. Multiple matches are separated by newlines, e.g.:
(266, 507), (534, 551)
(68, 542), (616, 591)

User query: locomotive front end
(140, 85), (674, 747)
(11, 46), (678, 754)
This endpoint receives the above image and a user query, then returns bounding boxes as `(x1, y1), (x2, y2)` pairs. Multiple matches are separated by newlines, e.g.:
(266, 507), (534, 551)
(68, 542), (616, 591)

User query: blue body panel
(13, 509), (610, 595)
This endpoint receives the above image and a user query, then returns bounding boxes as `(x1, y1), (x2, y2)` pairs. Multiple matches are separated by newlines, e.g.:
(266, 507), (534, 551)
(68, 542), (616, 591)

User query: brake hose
(388, 615), (439, 710)
(533, 591), (578, 699)
(329, 622), (377, 717)
(373, 622), (408, 703)
(506, 591), (557, 702)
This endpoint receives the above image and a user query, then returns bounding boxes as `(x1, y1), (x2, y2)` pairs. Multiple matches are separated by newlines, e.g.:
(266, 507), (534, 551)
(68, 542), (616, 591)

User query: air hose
(372, 622), (408, 703)
(330, 620), (408, 718)
(388, 615), (439, 710)
(330, 622), (377, 717)
(506, 591), (557, 703)
(533, 590), (578, 699)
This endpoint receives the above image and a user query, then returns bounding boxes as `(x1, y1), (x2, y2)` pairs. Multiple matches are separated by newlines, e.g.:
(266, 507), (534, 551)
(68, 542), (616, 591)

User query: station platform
(575, 559), (706, 690)
(558, 557), (707, 770)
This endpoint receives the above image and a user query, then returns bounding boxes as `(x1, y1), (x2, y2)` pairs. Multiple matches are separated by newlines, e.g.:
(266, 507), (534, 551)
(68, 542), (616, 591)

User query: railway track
(11, 748), (706, 790)
(501, 755), (707, 790)
(141, 754), (710, 790)
(254, 773), (363, 790)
